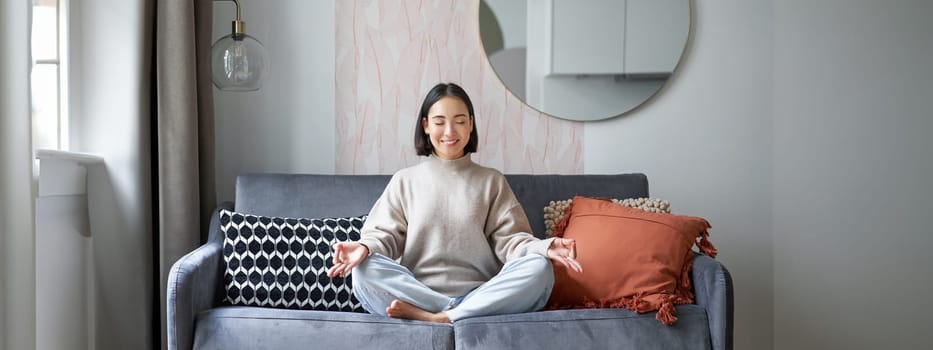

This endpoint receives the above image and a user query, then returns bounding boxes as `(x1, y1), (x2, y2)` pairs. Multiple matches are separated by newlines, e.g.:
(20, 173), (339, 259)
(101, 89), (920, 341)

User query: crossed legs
(351, 254), (553, 323)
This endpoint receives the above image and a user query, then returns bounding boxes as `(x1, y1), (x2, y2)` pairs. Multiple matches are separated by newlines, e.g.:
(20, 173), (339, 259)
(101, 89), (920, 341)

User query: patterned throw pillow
(220, 209), (367, 312)
(543, 197), (671, 237)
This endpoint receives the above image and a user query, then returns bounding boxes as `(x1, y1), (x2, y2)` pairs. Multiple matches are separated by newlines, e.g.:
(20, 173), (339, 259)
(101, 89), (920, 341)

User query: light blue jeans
(351, 253), (554, 321)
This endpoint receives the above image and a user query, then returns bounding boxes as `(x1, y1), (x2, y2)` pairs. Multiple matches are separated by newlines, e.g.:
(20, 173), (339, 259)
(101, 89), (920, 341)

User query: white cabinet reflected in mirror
(480, 0), (690, 121)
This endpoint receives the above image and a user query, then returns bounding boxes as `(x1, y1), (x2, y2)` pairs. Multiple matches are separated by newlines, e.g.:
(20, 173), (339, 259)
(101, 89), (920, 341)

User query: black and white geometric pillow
(220, 209), (367, 312)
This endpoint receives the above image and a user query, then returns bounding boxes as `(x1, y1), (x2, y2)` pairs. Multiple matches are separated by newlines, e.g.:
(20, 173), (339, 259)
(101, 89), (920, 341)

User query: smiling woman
(414, 83), (478, 161)
(422, 97), (474, 160)
(480, 0), (691, 121)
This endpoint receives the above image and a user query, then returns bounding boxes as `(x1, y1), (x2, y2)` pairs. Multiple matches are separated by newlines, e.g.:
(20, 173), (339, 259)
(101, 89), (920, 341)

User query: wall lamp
(211, 0), (269, 91)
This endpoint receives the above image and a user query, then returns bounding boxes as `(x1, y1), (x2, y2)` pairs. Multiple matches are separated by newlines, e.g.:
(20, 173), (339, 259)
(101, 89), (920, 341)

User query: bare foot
(386, 300), (451, 324)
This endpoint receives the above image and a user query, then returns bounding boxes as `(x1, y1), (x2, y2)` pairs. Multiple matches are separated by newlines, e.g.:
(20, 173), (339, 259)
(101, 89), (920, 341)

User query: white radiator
(34, 149), (103, 350)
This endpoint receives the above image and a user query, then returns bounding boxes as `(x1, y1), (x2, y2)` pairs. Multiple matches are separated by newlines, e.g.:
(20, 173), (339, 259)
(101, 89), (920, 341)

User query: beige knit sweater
(357, 155), (553, 296)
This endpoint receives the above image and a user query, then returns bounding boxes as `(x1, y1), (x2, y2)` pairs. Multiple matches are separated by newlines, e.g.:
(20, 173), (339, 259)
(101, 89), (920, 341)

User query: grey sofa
(167, 173), (733, 350)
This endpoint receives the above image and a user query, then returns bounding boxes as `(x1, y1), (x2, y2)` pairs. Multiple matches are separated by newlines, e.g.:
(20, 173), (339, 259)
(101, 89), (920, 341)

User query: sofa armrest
(691, 253), (734, 350)
(167, 203), (233, 350)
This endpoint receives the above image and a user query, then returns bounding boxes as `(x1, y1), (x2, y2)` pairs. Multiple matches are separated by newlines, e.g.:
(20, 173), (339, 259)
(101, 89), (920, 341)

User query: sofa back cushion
(236, 174), (392, 218)
(235, 173), (649, 239)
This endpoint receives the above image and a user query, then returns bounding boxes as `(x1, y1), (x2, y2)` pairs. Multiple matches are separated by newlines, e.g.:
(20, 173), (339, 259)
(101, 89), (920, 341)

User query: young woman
(327, 82), (582, 323)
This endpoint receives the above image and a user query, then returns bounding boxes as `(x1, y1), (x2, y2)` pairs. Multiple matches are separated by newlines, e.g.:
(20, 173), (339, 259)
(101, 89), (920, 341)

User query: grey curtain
(1, 2), (35, 349)
(154, 0), (215, 348)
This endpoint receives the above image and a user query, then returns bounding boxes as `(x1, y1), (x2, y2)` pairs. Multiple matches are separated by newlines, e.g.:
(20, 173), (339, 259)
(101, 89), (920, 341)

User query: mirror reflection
(480, 0), (690, 121)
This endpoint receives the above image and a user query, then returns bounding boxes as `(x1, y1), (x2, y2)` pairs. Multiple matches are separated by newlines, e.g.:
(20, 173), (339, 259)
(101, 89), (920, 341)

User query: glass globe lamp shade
(210, 33), (269, 91)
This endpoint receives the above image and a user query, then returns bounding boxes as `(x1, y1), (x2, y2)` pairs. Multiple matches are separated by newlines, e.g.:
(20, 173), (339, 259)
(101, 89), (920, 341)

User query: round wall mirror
(480, 0), (690, 121)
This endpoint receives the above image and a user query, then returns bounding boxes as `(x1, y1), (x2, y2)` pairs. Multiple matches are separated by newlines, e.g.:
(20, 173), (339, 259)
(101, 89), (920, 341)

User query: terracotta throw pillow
(545, 196), (717, 325)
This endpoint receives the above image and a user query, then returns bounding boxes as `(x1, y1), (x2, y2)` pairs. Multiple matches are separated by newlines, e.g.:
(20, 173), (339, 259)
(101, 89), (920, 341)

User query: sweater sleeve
(357, 174), (407, 259)
(486, 177), (554, 263)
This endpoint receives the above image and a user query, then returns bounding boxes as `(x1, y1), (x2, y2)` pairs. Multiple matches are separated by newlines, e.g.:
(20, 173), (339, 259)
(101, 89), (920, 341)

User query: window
(30, 0), (68, 151)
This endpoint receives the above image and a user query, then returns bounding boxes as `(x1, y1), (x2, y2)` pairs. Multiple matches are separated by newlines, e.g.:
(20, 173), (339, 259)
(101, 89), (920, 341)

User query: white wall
(585, 1), (774, 348)
(212, 0), (336, 204)
(67, 0), (153, 349)
(773, 0), (933, 348)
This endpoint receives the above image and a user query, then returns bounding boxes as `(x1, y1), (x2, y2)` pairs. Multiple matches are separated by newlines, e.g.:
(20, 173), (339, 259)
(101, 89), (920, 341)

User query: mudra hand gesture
(547, 238), (583, 273)
(326, 242), (369, 278)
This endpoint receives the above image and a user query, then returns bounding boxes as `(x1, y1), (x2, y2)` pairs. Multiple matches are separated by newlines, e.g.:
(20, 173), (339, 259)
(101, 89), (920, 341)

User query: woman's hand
(326, 242), (369, 278)
(546, 238), (583, 273)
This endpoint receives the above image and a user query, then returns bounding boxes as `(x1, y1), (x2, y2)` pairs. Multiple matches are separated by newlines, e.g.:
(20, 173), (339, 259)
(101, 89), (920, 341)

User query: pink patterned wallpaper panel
(335, 0), (582, 174)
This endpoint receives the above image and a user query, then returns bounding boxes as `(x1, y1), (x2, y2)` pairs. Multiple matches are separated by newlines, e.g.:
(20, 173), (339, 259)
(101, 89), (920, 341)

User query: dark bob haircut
(414, 82), (479, 156)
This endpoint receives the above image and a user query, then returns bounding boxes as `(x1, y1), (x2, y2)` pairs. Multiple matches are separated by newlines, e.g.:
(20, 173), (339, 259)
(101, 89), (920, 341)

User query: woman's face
(422, 96), (473, 160)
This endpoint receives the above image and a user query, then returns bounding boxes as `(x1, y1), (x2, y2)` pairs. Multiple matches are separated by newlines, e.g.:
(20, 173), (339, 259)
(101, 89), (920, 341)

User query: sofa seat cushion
(193, 306), (453, 350)
(453, 306), (710, 350)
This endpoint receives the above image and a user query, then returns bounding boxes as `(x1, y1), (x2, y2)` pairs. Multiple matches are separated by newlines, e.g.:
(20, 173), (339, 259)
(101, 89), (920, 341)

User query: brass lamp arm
(216, 0), (245, 35)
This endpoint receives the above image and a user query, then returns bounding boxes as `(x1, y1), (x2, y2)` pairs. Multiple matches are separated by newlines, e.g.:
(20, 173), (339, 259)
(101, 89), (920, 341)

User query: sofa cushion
(453, 307), (710, 350)
(235, 174), (391, 219)
(543, 197), (671, 237)
(194, 306), (454, 350)
(220, 209), (367, 312)
(233, 174), (650, 239)
(546, 196), (718, 325)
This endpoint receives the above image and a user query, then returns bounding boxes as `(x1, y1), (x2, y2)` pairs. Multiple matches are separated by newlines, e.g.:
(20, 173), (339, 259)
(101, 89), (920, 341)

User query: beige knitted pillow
(543, 197), (671, 237)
